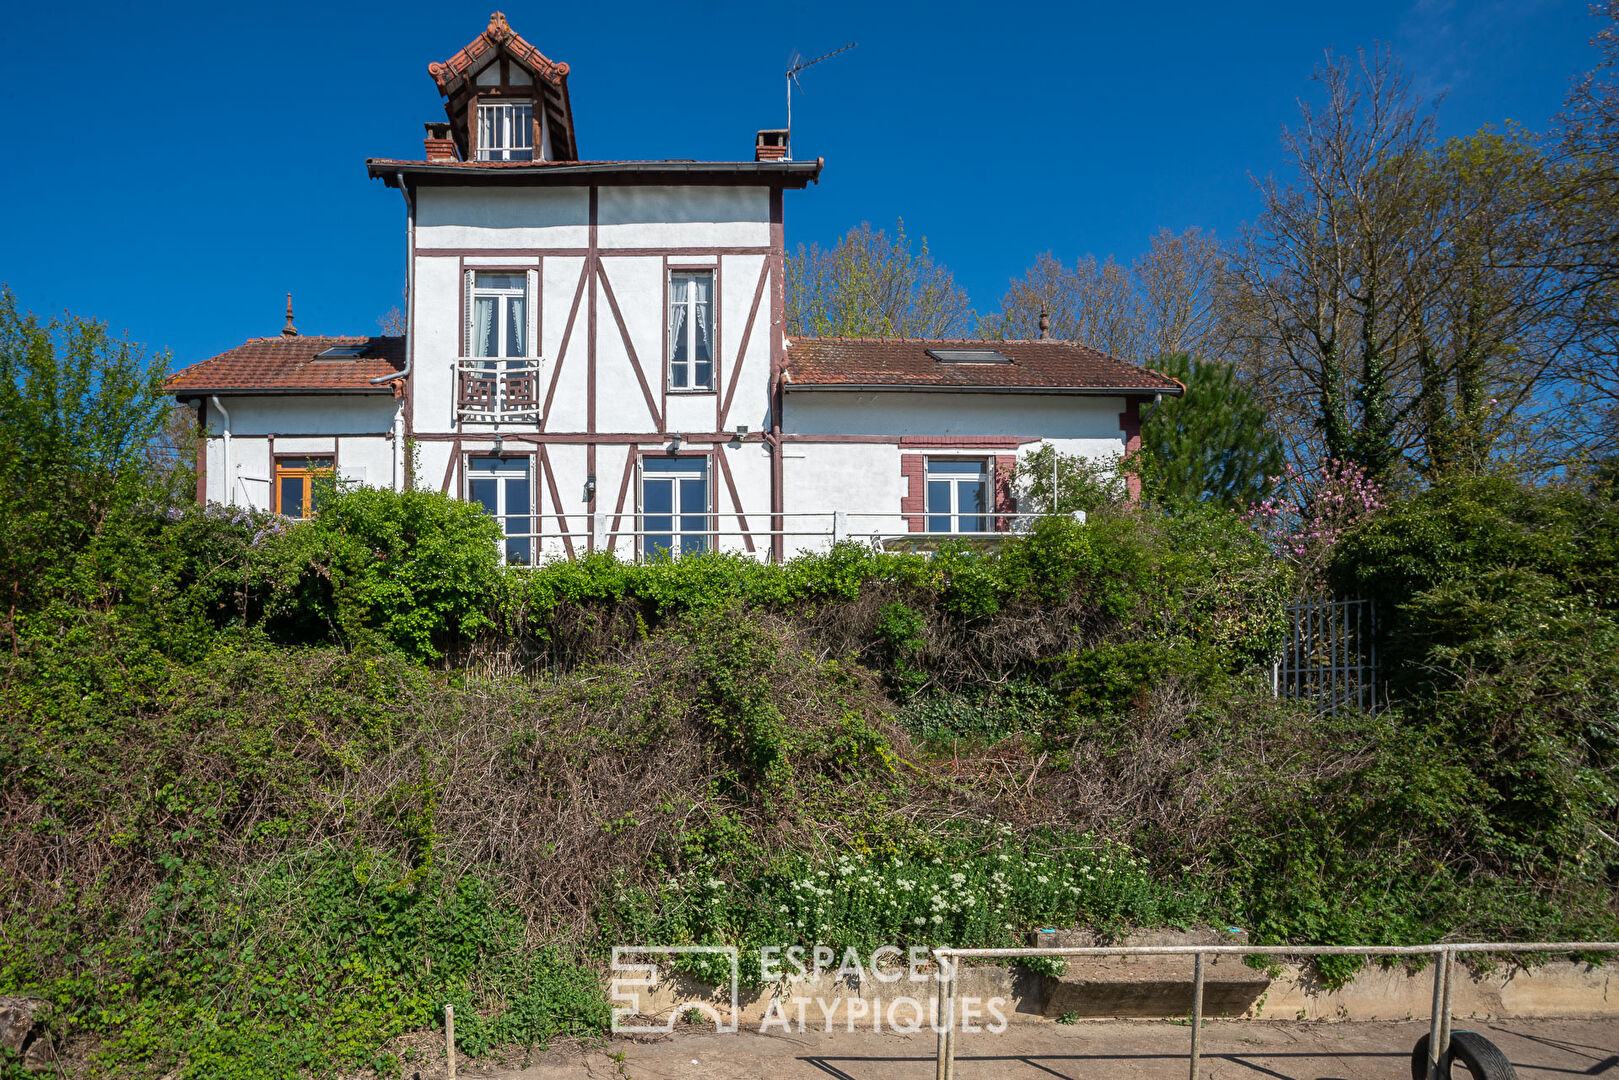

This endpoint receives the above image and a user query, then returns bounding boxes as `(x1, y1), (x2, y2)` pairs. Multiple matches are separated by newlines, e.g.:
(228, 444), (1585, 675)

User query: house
(165, 13), (1183, 563)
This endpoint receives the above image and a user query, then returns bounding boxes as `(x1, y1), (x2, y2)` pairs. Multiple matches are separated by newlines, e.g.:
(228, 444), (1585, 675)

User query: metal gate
(1273, 596), (1379, 714)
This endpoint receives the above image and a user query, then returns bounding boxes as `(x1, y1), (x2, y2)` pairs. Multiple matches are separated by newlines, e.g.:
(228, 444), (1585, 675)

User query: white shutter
(463, 270), (474, 356)
(527, 268), (539, 357)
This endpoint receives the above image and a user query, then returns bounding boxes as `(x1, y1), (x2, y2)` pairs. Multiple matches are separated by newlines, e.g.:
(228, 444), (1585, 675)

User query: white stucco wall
(199, 394), (401, 509)
(777, 391), (1133, 556)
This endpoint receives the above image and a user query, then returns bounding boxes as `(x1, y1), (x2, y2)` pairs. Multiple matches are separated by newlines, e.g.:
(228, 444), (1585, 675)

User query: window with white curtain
(668, 270), (714, 390)
(471, 272), (528, 359)
(476, 101), (534, 161)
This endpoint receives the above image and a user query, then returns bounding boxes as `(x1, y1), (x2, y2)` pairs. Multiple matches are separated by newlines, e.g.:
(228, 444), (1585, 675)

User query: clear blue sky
(0, 0), (1597, 367)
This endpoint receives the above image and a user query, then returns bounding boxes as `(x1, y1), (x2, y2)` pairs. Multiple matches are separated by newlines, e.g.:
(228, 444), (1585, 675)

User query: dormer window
(477, 101), (534, 161)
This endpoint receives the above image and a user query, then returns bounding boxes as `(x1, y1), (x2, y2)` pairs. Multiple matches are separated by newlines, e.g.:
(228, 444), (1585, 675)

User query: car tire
(1410, 1030), (1518, 1080)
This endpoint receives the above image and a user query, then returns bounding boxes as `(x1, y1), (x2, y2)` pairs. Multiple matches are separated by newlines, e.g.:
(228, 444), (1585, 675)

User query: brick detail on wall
(900, 454), (926, 532)
(994, 453), (1018, 531)
(1119, 398), (1143, 500)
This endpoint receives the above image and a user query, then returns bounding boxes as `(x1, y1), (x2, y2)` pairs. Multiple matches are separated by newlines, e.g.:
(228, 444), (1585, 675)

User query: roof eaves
(368, 159), (824, 188)
(782, 383), (1184, 396)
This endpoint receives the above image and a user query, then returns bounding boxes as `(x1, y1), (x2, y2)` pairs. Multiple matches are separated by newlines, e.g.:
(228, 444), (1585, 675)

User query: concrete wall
(616, 958), (1617, 1029)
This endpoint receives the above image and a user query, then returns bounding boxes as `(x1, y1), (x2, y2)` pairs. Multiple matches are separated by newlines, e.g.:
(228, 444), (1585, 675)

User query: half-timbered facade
(167, 13), (1182, 562)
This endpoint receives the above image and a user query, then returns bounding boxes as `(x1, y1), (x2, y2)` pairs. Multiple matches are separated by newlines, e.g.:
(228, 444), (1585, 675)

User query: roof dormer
(427, 12), (578, 163)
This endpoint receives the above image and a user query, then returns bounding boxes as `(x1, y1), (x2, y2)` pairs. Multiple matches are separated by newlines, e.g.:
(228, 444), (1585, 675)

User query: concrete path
(452, 1018), (1619, 1079)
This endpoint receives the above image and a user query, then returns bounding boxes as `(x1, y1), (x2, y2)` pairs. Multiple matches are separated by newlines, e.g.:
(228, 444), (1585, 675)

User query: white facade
(175, 16), (1174, 562)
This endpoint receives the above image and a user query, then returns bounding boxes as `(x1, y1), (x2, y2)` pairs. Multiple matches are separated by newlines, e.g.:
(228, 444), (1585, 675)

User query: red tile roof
(165, 336), (405, 395)
(428, 12), (568, 92)
(783, 338), (1185, 394)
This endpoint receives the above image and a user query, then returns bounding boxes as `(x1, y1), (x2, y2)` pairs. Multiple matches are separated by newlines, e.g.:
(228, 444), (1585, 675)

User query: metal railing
(1273, 596), (1380, 714)
(486, 510), (1090, 565)
(927, 940), (1617, 1080)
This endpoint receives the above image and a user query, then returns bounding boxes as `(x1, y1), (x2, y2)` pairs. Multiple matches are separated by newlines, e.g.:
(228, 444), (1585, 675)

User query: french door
(641, 457), (710, 560)
(468, 456), (533, 565)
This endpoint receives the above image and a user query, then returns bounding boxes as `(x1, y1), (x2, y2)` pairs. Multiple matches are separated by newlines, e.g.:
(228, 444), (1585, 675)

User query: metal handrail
(927, 941), (1619, 1080)
(481, 510), (1090, 563)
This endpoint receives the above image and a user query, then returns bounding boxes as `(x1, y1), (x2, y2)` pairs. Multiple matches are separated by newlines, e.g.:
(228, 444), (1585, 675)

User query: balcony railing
(456, 359), (544, 423)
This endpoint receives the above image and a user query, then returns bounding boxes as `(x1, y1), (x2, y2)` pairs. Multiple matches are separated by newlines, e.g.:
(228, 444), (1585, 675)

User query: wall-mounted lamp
(735, 424), (749, 440)
(492, 433), (505, 457)
(669, 433), (684, 452)
(584, 473), (597, 500)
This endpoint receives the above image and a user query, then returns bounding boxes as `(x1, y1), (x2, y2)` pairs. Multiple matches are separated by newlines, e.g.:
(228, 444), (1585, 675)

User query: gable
(428, 12), (578, 162)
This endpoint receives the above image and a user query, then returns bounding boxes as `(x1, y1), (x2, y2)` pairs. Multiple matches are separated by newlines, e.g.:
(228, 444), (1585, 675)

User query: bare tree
(994, 252), (1142, 358)
(993, 229), (1237, 368)
(1136, 227), (1240, 362)
(1229, 48), (1449, 480)
(1554, 2), (1619, 463)
(786, 220), (975, 338)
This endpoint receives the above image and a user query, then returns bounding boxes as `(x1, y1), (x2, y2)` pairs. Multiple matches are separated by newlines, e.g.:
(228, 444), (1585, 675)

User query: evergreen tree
(1141, 353), (1283, 508)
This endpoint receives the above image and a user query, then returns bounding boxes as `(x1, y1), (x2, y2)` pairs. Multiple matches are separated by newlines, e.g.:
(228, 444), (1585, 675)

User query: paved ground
(448, 1018), (1619, 1079)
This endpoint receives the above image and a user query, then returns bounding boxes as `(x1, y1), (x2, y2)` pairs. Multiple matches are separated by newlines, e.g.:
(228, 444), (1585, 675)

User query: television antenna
(786, 41), (856, 160)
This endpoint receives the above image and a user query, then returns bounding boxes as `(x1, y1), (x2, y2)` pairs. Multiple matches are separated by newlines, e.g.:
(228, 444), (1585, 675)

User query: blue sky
(0, 0), (1598, 367)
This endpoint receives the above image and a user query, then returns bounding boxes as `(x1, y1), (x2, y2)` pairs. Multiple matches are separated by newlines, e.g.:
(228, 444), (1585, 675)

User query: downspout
(208, 395), (233, 506)
(372, 171), (414, 493)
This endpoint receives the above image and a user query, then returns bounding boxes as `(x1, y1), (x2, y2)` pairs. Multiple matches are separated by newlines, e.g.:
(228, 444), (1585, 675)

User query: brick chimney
(424, 121), (459, 162)
(755, 129), (788, 162)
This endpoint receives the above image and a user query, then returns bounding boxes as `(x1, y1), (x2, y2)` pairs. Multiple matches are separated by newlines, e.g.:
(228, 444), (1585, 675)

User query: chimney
(424, 121), (458, 162)
(755, 129), (789, 162)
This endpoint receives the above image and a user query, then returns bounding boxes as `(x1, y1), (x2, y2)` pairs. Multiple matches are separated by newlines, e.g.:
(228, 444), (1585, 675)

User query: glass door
(641, 457), (710, 560)
(468, 456), (533, 565)
(926, 458), (988, 533)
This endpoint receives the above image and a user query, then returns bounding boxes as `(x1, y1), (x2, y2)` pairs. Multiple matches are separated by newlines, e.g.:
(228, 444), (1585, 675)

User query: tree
(1405, 129), (1574, 478)
(994, 251), (1142, 357)
(1555, 2), (1619, 462)
(993, 229), (1239, 368)
(1010, 443), (1125, 515)
(785, 220), (975, 337)
(1228, 48), (1439, 482)
(0, 285), (175, 623)
(1140, 353), (1283, 508)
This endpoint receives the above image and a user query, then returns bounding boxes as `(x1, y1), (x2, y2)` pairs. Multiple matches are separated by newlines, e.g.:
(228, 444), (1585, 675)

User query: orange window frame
(274, 456), (334, 519)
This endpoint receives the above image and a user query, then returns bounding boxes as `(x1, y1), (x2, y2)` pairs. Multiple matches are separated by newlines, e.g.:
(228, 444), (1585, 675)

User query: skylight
(315, 344), (371, 360)
(926, 348), (1013, 365)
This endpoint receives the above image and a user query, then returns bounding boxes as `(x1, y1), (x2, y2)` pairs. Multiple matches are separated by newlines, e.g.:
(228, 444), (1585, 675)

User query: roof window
(926, 348), (1013, 365)
(315, 344), (372, 360)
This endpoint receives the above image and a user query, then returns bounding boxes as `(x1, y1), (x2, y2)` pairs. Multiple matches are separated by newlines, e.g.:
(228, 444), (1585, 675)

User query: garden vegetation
(2, 290), (1616, 1076)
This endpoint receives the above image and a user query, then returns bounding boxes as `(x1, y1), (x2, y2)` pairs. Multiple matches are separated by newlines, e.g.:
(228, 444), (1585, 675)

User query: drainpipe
(209, 395), (233, 506)
(391, 405), (405, 492)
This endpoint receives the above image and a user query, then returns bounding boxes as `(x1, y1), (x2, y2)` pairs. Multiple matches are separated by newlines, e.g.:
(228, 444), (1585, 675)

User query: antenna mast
(785, 41), (856, 160)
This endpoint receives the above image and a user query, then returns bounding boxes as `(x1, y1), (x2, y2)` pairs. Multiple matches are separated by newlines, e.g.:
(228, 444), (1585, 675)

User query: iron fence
(1273, 595), (1380, 714)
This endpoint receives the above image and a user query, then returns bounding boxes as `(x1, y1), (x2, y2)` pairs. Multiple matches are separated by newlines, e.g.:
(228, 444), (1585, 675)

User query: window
(471, 272), (528, 359)
(641, 457), (709, 560)
(668, 270), (714, 390)
(926, 458), (988, 534)
(275, 456), (334, 520)
(468, 456), (533, 565)
(476, 101), (534, 161)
